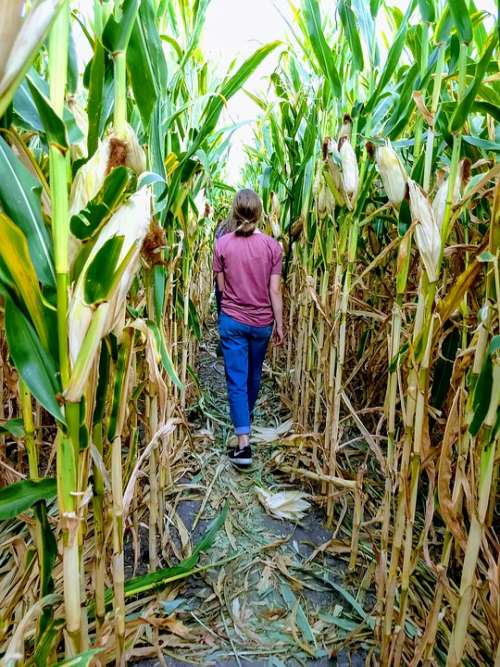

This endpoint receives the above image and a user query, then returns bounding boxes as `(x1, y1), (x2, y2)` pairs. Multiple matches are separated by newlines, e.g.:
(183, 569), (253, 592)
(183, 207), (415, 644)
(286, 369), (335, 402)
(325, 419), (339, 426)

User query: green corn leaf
(153, 264), (166, 324)
(128, 0), (168, 128)
(418, 0), (435, 22)
(27, 77), (68, 149)
(4, 297), (64, 423)
(463, 136), (500, 152)
(366, 0), (416, 113)
(302, 0), (341, 96)
(103, 0), (140, 53)
(147, 320), (183, 391)
(70, 166), (133, 240)
(103, 502), (228, 603)
(447, 0), (473, 43)
(0, 212), (49, 349)
(13, 71), (83, 145)
(0, 478), (57, 520)
(56, 649), (103, 667)
(339, 0), (364, 72)
(192, 42), (280, 155)
(470, 336), (500, 435)
(0, 418), (25, 438)
(449, 34), (497, 132)
(26, 618), (64, 667)
(0, 137), (55, 288)
(86, 40), (106, 157)
(84, 236), (125, 305)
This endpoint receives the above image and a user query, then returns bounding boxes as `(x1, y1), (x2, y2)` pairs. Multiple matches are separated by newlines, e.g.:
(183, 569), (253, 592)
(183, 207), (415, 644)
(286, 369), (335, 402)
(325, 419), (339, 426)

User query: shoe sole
(228, 457), (253, 469)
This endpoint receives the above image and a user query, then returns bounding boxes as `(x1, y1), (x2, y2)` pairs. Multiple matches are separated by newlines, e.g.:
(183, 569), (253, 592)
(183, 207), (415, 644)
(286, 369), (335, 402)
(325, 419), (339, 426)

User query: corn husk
(66, 188), (152, 401)
(375, 141), (407, 206)
(432, 163), (464, 229)
(317, 174), (335, 219)
(409, 180), (441, 283)
(255, 487), (310, 521)
(69, 124), (146, 217)
(324, 139), (346, 207)
(0, 2), (24, 81)
(68, 124), (147, 263)
(0, 0), (59, 101)
(339, 137), (358, 204)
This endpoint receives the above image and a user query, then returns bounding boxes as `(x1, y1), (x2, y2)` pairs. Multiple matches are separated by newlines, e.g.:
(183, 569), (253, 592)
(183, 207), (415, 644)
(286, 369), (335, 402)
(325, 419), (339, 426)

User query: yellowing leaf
(0, 212), (48, 348)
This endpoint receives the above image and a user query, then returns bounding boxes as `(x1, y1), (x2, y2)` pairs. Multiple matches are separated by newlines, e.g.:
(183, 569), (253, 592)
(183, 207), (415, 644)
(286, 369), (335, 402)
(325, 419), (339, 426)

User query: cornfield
(0, 0), (498, 666)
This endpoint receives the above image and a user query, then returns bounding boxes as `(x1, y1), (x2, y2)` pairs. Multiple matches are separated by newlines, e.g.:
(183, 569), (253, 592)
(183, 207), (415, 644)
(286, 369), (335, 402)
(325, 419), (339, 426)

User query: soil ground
(130, 319), (371, 666)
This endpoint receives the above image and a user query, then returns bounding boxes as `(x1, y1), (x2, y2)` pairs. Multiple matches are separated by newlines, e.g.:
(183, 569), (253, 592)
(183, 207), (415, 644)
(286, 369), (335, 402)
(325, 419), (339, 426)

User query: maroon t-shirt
(213, 231), (283, 327)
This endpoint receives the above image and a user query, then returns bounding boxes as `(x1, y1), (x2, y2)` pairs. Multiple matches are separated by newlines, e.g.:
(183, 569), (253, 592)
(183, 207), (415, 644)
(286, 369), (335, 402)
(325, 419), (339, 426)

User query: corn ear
(375, 141), (407, 207)
(409, 179), (441, 283)
(339, 137), (358, 205)
(66, 188), (152, 400)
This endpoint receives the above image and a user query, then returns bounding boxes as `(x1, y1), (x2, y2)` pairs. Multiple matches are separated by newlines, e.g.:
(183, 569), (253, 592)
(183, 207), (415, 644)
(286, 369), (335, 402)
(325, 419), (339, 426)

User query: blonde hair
(231, 189), (262, 237)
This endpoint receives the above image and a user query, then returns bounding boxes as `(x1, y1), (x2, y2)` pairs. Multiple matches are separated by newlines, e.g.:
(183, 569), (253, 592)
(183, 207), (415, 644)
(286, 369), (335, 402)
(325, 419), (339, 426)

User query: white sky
(201, 0), (292, 184)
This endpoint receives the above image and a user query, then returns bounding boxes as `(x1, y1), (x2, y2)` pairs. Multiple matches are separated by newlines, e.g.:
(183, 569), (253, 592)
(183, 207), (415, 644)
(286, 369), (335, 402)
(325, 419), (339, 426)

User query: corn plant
(243, 0), (499, 663)
(0, 0), (276, 662)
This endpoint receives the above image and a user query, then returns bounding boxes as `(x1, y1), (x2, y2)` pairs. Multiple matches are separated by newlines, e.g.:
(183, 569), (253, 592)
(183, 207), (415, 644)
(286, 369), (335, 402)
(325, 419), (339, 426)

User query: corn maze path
(131, 317), (370, 666)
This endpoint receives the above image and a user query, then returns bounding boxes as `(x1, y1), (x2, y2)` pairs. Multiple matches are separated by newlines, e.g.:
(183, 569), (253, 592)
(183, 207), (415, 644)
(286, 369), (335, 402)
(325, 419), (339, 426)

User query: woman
(213, 189), (284, 468)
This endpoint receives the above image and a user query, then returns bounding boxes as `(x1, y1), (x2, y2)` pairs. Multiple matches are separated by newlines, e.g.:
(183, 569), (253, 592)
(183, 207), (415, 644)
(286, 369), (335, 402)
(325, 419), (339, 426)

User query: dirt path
(133, 319), (369, 666)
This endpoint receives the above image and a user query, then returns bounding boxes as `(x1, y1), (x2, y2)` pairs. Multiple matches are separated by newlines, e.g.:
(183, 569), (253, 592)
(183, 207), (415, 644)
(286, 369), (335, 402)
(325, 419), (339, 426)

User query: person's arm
(269, 274), (284, 346)
(215, 272), (225, 293)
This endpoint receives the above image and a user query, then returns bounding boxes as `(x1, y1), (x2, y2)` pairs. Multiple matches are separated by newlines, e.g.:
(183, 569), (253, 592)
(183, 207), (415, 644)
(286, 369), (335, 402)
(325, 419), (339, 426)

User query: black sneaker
(228, 445), (252, 469)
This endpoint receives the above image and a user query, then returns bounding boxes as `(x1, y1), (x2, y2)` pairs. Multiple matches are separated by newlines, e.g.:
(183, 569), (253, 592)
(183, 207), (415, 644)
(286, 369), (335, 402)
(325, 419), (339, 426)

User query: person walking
(213, 189), (284, 468)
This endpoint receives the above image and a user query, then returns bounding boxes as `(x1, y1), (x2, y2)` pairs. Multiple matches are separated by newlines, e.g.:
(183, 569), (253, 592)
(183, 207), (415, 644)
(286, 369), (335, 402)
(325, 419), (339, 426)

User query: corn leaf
(86, 41), (106, 157)
(0, 137), (55, 288)
(470, 336), (500, 435)
(0, 418), (25, 438)
(56, 649), (103, 667)
(0, 212), (49, 349)
(103, 0), (140, 53)
(339, 0), (364, 72)
(192, 41), (280, 154)
(70, 166), (133, 240)
(302, 0), (341, 96)
(447, 0), (473, 43)
(84, 236), (125, 305)
(103, 502), (228, 602)
(0, 478), (57, 520)
(27, 77), (68, 148)
(147, 320), (184, 390)
(128, 0), (168, 128)
(4, 296), (64, 423)
(449, 33), (497, 133)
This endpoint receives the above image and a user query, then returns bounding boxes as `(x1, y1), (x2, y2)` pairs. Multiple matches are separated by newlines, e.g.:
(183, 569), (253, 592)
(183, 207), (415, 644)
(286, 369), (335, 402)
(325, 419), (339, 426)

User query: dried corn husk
(255, 487), (310, 521)
(339, 137), (358, 204)
(375, 141), (407, 206)
(0, 1), (60, 103)
(66, 188), (152, 401)
(409, 180), (441, 283)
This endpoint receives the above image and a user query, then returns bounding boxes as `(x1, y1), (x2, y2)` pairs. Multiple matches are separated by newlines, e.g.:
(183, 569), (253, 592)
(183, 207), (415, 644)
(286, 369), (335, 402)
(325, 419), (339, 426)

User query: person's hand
(273, 324), (285, 347)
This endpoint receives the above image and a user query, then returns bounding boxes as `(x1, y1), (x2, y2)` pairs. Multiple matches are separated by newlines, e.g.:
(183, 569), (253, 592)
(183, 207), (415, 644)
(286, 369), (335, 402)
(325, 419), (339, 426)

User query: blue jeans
(218, 312), (273, 435)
